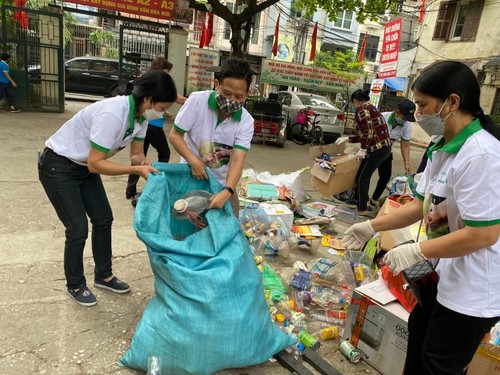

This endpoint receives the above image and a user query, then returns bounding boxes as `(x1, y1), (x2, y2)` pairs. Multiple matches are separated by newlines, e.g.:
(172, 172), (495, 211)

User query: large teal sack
(120, 163), (295, 374)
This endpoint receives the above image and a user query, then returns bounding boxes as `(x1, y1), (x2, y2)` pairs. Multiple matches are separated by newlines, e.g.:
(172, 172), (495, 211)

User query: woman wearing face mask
(39, 70), (177, 307)
(369, 99), (416, 208)
(169, 58), (254, 217)
(342, 61), (500, 374)
(349, 89), (392, 216)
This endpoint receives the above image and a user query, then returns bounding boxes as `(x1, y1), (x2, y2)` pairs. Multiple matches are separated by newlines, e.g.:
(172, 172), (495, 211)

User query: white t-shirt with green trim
(173, 90), (254, 184)
(46, 95), (147, 166)
(382, 111), (413, 142)
(416, 119), (500, 317)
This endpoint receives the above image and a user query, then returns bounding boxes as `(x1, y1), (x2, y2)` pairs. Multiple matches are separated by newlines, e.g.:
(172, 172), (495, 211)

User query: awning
(384, 77), (407, 92)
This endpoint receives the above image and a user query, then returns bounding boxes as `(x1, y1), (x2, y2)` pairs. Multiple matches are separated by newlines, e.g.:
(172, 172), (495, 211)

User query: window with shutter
(433, 1), (456, 40)
(460, 0), (483, 41)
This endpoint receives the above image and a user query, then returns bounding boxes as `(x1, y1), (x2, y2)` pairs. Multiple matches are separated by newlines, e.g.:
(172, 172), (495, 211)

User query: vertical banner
(379, 19), (402, 79)
(370, 79), (385, 107)
(186, 48), (219, 95)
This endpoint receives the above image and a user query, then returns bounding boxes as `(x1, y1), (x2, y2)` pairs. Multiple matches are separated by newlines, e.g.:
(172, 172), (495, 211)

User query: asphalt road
(0, 100), (425, 375)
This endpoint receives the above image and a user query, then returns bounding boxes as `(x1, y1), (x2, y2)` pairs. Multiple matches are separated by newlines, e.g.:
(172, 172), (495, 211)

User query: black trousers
(371, 152), (393, 201)
(126, 125), (171, 195)
(38, 148), (114, 289)
(354, 145), (391, 211)
(405, 285), (499, 375)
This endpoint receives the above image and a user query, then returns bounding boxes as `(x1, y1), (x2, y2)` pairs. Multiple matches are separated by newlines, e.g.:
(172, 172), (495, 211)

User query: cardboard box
(376, 198), (422, 251)
(308, 143), (345, 161)
(311, 154), (360, 196)
(468, 343), (500, 375)
(259, 203), (294, 231)
(343, 280), (410, 375)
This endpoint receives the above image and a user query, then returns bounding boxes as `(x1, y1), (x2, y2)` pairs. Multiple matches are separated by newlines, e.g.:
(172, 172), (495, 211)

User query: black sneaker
(10, 107), (21, 113)
(131, 192), (141, 208)
(94, 276), (130, 294)
(125, 189), (136, 200)
(67, 286), (97, 306)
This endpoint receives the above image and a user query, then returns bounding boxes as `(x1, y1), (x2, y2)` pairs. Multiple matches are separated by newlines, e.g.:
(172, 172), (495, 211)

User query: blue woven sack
(119, 163), (295, 374)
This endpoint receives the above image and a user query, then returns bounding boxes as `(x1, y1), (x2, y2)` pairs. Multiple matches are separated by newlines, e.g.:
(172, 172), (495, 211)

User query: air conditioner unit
(373, 65), (380, 73)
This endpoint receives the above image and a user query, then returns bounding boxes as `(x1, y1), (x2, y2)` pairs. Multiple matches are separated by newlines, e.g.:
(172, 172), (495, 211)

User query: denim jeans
(0, 82), (17, 106)
(38, 148), (114, 289)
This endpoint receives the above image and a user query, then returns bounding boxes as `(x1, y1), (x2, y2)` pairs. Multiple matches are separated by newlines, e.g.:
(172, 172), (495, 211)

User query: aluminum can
(339, 340), (361, 363)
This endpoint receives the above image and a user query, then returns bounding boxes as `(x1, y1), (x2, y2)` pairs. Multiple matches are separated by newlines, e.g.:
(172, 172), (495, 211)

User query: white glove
(335, 136), (349, 145)
(342, 220), (375, 250)
(355, 148), (367, 159)
(383, 242), (427, 275)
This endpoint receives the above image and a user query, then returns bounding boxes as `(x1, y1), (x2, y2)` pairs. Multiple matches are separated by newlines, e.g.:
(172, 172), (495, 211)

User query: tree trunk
(229, 22), (246, 57)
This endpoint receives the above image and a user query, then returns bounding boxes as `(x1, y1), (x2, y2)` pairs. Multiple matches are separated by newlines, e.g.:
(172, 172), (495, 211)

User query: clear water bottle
(147, 356), (162, 375)
(172, 190), (212, 229)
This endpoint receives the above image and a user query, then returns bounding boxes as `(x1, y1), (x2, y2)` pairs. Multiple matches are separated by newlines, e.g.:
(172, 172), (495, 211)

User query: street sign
(379, 19), (402, 79)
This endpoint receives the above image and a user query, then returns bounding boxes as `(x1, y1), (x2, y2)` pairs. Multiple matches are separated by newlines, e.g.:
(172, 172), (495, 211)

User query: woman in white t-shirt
(343, 61), (500, 374)
(39, 71), (177, 307)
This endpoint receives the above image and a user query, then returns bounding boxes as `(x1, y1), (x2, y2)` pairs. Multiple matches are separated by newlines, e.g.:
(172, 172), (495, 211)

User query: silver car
(277, 91), (346, 142)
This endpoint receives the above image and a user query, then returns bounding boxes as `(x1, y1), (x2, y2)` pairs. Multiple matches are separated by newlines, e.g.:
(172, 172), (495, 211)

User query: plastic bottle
(318, 325), (344, 340)
(147, 356), (162, 375)
(172, 190), (212, 229)
(298, 329), (321, 351)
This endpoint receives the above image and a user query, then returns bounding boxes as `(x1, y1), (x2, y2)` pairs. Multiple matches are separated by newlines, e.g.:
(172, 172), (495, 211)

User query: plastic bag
(120, 163), (294, 375)
(242, 168), (309, 202)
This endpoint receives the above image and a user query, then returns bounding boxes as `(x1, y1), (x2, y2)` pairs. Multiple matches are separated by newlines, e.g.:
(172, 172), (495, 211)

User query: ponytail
(474, 108), (500, 141)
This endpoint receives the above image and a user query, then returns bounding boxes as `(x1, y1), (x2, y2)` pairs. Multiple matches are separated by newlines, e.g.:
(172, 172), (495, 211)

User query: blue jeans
(38, 148), (114, 289)
(0, 82), (17, 106)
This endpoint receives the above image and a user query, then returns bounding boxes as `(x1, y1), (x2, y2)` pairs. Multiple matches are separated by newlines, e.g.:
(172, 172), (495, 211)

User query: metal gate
(1, 5), (65, 112)
(118, 23), (169, 81)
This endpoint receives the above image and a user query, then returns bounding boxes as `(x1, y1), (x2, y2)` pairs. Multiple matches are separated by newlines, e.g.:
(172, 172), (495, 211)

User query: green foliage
(294, 0), (399, 23)
(89, 30), (116, 45)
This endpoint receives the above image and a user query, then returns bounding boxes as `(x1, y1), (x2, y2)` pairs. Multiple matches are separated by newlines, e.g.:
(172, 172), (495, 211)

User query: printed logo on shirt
(198, 141), (232, 168)
(437, 172), (448, 184)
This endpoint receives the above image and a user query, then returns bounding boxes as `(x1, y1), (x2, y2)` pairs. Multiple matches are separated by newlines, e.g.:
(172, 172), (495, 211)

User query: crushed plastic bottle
(172, 190), (212, 229)
(147, 356), (162, 375)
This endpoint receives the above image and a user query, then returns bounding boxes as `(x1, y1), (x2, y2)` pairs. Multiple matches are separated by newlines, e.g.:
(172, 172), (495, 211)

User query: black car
(65, 57), (140, 97)
(28, 57), (140, 97)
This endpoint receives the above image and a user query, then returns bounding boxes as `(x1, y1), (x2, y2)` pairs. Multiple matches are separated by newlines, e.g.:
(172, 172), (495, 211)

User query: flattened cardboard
(311, 154), (360, 196)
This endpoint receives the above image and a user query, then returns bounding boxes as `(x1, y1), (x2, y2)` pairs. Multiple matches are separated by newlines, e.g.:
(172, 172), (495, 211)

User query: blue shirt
(0, 60), (10, 84)
(148, 114), (166, 128)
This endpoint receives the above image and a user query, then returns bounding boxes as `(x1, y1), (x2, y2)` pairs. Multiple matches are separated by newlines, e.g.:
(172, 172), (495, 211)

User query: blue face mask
(351, 105), (357, 112)
(395, 116), (406, 126)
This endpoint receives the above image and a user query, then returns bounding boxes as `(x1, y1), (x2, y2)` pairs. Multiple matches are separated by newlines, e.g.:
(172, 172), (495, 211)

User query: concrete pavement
(0, 102), (424, 375)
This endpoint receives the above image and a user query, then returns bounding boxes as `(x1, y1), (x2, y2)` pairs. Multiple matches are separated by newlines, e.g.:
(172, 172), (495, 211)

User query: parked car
(276, 91), (346, 142)
(28, 57), (140, 97)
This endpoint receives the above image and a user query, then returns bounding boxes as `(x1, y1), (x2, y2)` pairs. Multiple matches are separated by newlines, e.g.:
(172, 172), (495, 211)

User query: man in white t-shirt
(370, 99), (416, 207)
(169, 58), (254, 216)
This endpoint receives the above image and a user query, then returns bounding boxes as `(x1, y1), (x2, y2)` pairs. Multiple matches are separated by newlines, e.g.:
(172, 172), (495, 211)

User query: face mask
(395, 116), (406, 126)
(415, 99), (450, 136)
(351, 105), (357, 112)
(144, 103), (164, 121)
(216, 93), (243, 114)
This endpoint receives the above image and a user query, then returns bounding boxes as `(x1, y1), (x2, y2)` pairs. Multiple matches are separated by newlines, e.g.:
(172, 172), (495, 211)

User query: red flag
(14, 0), (28, 29)
(205, 13), (214, 46)
(272, 13), (280, 57)
(199, 22), (207, 49)
(418, 0), (426, 23)
(358, 33), (368, 63)
(309, 22), (318, 61)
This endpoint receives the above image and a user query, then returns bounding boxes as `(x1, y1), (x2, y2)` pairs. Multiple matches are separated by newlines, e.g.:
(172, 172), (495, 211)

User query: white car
(276, 91), (346, 142)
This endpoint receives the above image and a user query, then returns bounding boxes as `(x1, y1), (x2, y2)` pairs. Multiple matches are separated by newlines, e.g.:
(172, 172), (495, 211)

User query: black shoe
(67, 286), (97, 306)
(126, 189), (137, 199)
(94, 276), (130, 294)
(131, 192), (141, 208)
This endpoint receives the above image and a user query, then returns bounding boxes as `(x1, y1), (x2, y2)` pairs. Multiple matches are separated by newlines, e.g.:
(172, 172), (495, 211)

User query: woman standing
(39, 70), (177, 306)
(350, 89), (392, 216)
(125, 57), (187, 200)
(343, 61), (500, 374)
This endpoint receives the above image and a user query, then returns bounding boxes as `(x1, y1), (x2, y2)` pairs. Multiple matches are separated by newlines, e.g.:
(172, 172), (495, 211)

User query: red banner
(64, 0), (193, 23)
(379, 18), (402, 78)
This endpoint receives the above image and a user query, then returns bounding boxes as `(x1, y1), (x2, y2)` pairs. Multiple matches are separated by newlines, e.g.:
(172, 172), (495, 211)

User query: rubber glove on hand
(383, 242), (427, 275)
(356, 148), (367, 159)
(335, 136), (349, 145)
(342, 220), (375, 250)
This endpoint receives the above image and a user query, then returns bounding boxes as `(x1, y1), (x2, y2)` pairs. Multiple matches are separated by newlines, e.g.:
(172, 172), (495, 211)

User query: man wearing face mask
(169, 58), (255, 217)
(369, 99), (416, 208)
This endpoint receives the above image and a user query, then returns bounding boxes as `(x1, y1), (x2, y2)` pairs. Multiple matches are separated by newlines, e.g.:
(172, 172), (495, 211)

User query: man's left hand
(383, 242), (427, 275)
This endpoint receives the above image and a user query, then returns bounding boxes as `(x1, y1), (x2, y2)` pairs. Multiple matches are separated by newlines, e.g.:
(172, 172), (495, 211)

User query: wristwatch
(223, 186), (235, 195)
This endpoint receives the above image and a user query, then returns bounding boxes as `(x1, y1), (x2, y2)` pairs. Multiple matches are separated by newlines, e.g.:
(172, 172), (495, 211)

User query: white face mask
(144, 102), (164, 121)
(415, 99), (451, 136)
